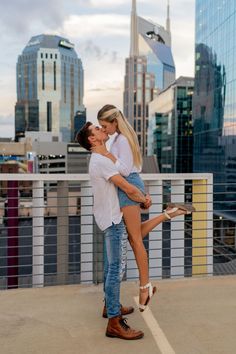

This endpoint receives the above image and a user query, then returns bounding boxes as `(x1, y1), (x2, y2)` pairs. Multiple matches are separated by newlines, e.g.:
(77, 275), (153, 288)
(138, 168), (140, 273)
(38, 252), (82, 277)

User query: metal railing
(0, 172), (224, 290)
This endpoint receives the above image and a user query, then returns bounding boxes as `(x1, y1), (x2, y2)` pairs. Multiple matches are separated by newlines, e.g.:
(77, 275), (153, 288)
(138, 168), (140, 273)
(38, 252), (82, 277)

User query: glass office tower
(124, 0), (175, 156)
(150, 76), (194, 173)
(15, 35), (84, 142)
(193, 1), (236, 218)
(138, 16), (175, 91)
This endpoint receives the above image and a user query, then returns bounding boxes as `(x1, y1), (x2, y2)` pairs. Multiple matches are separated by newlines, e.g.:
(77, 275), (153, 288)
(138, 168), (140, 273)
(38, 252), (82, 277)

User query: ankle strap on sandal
(140, 282), (151, 290)
(164, 211), (171, 220)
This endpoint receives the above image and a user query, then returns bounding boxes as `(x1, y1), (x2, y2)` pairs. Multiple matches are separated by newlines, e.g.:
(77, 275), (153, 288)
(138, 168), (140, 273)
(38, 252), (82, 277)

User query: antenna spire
(166, 0), (171, 33)
(130, 0), (139, 56)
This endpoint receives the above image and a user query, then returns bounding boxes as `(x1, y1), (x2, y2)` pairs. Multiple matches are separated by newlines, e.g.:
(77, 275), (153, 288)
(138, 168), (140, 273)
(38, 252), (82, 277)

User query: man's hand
(140, 194), (152, 210)
(110, 175), (146, 204)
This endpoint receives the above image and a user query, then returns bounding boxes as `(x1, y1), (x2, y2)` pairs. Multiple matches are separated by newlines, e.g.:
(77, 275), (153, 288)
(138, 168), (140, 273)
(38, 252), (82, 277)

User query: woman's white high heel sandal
(164, 203), (196, 220)
(139, 282), (157, 312)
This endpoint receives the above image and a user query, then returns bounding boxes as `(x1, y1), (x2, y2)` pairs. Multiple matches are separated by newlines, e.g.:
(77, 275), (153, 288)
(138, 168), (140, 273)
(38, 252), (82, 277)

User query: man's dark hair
(75, 121), (93, 151)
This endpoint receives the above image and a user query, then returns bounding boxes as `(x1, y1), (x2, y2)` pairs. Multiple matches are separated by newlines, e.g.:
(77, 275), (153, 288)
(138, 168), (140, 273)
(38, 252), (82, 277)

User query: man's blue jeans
(103, 220), (127, 318)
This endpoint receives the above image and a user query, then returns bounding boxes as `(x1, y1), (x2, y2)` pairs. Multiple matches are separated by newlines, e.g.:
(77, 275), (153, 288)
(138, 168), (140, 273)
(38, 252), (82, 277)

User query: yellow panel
(192, 179), (208, 276)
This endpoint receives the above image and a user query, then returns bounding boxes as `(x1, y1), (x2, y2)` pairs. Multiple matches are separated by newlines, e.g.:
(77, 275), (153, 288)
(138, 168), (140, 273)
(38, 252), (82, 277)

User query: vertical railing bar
(80, 181), (93, 282)
(170, 180), (185, 278)
(148, 180), (163, 279)
(32, 180), (44, 287)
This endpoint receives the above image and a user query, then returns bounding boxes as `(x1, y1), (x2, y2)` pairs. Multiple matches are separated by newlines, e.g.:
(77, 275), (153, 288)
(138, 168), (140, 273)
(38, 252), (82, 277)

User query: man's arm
(110, 174), (146, 204)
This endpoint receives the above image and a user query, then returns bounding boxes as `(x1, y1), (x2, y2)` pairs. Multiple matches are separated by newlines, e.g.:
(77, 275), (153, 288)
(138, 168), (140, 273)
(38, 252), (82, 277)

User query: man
(76, 122), (149, 340)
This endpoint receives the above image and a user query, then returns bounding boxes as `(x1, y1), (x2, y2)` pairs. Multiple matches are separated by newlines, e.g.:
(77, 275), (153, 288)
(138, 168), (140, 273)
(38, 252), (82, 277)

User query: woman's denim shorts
(118, 173), (145, 208)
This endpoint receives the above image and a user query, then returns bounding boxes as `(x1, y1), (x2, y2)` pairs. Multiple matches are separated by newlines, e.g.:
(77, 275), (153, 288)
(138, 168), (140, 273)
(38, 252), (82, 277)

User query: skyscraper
(15, 35), (85, 143)
(193, 1), (235, 218)
(149, 76), (194, 173)
(124, 0), (175, 156)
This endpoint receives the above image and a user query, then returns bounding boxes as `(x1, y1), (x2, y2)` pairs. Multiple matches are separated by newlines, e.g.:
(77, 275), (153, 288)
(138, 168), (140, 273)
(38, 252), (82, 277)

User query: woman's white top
(110, 133), (141, 177)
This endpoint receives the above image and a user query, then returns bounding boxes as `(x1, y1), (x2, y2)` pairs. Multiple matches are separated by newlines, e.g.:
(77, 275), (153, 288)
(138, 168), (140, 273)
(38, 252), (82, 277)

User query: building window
(55, 54), (57, 59)
(137, 89), (142, 103)
(138, 120), (141, 132)
(138, 135), (141, 146)
(138, 104), (142, 117)
(137, 74), (142, 87)
(78, 69), (82, 105)
(47, 102), (52, 131)
(137, 63), (142, 72)
(17, 64), (22, 99)
(53, 61), (56, 91)
(41, 53), (43, 58)
(64, 63), (66, 103)
(70, 64), (75, 130)
(32, 64), (36, 99)
(42, 61), (45, 90)
(50, 54), (53, 59)
(24, 64), (29, 99)
(45, 53), (48, 59)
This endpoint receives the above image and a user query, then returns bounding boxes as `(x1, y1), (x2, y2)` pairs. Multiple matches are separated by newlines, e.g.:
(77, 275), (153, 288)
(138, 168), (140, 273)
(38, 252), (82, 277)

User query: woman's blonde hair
(97, 104), (142, 168)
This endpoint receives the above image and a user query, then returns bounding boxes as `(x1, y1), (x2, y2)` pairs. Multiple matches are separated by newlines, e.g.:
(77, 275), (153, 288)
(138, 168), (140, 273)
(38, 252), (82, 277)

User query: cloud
(83, 55), (124, 121)
(0, 0), (66, 36)
(170, 4), (195, 77)
(0, 116), (14, 126)
(90, 0), (126, 7)
(172, 23), (195, 77)
(84, 87), (123, 124)
(83, 58), (124, 92)
(89, 0), (155, 9)
(88, 86), (122, 92)
(78, 40), (121, 65)
(62, 14), (129, 39)
(0, 115), (14, 138)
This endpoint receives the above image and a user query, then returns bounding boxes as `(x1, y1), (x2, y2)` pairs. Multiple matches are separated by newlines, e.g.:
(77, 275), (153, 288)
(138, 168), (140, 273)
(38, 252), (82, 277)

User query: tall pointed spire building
(124, 0), (175, 156)
(130, 0), (139, 56)
(166, 0), (171, 33)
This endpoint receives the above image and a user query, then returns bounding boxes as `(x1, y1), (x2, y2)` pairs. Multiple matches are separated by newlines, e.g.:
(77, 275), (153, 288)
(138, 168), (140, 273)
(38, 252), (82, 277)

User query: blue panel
(142, 35), (175, 68)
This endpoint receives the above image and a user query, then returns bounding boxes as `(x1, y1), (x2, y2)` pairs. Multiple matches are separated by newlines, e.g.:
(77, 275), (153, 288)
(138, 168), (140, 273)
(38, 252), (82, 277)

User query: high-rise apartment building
(149, 76), (194, 173)
(193, 1), (235, 218)
(15, 35), (85, 143)
(124, 0), (175, 156)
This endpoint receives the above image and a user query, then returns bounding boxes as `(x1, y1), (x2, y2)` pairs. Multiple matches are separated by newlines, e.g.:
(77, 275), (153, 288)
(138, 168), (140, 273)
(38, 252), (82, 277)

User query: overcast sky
(0, 0), (195, 138)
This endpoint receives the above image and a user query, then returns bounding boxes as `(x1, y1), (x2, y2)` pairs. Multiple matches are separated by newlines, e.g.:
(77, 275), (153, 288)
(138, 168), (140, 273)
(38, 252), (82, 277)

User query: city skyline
(0, 0), (195, 137)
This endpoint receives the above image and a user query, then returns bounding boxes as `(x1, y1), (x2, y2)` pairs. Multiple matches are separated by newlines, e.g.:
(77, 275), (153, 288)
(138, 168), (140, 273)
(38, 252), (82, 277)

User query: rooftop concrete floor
(1, 276), (236, 354)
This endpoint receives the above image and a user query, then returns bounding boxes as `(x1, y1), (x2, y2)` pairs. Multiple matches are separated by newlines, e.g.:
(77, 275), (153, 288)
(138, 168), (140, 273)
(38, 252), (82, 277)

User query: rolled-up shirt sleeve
(113, 136), (133, 177)
(100, 157), (120, 181)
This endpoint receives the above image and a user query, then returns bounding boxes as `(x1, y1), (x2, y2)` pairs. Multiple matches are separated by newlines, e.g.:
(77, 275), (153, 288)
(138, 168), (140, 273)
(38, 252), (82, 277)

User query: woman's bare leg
(122, 205), (150, 305)
(141, 214), (166, 239)
(141, 207), (188, 239)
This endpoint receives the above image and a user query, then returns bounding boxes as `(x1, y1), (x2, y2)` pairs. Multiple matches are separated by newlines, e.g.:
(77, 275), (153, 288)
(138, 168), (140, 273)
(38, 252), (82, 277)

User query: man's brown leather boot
(106, 316), (144, 340)
(102, 305), (134, 318)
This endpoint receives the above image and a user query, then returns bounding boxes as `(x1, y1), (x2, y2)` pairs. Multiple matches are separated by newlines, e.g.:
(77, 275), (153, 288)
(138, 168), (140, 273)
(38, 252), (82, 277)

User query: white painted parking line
(134, 297), (175, 354)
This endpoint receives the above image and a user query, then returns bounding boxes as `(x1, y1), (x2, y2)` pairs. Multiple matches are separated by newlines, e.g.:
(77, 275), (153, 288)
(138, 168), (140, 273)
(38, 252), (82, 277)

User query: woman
(93, 104), (195, 311)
